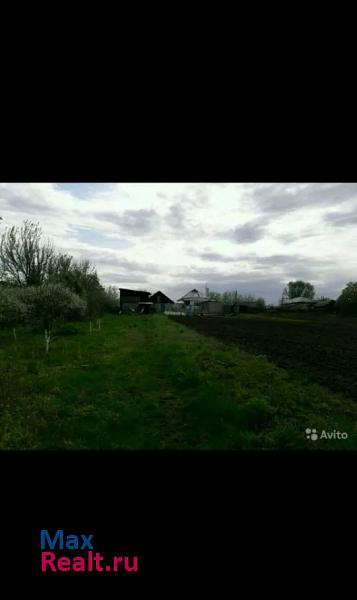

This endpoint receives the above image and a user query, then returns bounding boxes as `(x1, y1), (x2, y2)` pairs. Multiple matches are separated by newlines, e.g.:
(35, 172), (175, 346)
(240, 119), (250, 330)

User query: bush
(0, 286), (27, 328)
(18, 283), (86, 331)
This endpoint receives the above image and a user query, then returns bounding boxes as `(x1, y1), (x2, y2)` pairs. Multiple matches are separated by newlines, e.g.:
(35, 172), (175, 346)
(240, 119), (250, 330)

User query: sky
(0, 182), (356, 304)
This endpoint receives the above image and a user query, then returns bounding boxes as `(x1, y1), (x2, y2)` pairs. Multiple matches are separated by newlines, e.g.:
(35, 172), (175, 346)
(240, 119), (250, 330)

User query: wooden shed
(119, 288), (151, 312)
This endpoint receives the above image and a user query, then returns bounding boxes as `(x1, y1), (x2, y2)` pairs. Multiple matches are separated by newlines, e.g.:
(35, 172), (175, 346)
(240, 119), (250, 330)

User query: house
(119, 288), (151, 312)
(150, 290), (175, 313)
(281, 296), (316, 311)
(177, 289), (210, 312)
(313, 299), (336, 311)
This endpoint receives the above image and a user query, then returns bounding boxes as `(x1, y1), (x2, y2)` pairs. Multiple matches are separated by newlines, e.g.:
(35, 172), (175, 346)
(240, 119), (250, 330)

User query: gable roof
(177, 288), (209, 302)
(150, 290), (174, 304)
(283, 296), (316, 304)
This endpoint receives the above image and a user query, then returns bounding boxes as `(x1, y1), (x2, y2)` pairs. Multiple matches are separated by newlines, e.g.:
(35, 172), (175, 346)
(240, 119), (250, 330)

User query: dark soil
(170, 316), (357, 400)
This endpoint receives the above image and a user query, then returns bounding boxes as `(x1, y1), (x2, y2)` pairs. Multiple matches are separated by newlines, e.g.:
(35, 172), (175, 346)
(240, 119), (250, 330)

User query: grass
(0, 314), (356, 449)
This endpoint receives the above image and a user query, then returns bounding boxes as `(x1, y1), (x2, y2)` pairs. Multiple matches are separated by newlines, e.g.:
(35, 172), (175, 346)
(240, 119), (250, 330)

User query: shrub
(18, 283), (86, 331)
(0, 286), (27, 328)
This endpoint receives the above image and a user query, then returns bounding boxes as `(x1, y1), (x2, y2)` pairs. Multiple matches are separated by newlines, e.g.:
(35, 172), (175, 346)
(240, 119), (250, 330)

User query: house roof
(119, 288), (150, 296)
(283, 296), (316, 304)
(314, 299), (335, 307)
(150, 290), (174, 304)
(177, 289), (209, 302)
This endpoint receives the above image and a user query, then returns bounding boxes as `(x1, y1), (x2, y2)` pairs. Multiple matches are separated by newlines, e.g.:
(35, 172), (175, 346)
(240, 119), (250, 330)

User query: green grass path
(0, 315), (356, 449)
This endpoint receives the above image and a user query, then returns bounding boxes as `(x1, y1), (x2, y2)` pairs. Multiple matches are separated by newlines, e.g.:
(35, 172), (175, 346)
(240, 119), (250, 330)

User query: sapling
(97, 318), (101, 330)
(89, 321), (93, 334)
(12, 327), (17, 342)
(45, 329), (51, 354)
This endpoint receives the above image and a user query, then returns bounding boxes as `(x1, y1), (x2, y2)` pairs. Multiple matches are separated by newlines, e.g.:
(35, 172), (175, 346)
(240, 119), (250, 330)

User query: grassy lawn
(0, 314), (356, 449)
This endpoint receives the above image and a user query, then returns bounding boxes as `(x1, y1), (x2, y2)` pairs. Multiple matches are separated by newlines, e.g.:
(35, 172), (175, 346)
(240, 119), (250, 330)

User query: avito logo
(305, 428), (348, 441)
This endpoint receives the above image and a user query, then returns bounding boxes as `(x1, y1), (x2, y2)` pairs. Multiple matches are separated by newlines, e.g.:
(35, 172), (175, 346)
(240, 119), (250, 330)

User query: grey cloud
(275, 230), (321, 244)
(84, 251), (121, 267)
(175, 189), (210, 208)
(254, 254), (327, 267)
(63, 246), (165, 276)
(70, 227), (132, 250)
(231, 223), (266, 243)
(253, 183), (357, 217)
(94, 209), (159, 235)
(101, 272), (148, 284)
(324, 209), (357, 227)
(215, 220), (267, 244)
(165, 203), (187, 229)
(0, 188), (57, 215)
(198, 252), (238, 263)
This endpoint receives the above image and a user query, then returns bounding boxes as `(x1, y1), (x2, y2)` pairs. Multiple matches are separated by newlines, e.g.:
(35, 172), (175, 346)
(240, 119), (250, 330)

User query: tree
(284, 280), (315, 300)
(208, 291), (222, 301)
(209, 290), (240, 303)
(18, 283), (86, 331)
(47, 253), (73, 281)
(336, 282), (357, 316)
(102, 286), (120, 313)
(0, 220), (56, 286)
(256, 298), (266, 312)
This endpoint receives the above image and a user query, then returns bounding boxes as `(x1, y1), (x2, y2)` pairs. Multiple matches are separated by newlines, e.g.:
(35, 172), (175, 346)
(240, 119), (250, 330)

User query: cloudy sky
(0, 182), (356, 303)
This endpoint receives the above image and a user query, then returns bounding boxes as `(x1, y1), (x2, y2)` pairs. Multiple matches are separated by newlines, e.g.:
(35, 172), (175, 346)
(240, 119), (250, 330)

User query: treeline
(208, 290), (266, 311)
(209, 278), (357, 316)
(280, 279), (357, 315)
(0, 220), (120, 333)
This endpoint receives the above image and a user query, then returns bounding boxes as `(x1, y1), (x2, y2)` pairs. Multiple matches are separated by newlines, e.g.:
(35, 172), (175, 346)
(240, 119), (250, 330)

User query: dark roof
(150, 290), (174, 304)
(119, 289), (151, 307)
(119, 288), (150, 295)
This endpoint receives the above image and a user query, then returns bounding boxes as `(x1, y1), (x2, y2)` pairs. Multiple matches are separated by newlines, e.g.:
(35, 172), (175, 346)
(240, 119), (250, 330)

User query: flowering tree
(18, 283), (86, 331)
(0, 220), (56, 286)
(0, 286), (27, 328)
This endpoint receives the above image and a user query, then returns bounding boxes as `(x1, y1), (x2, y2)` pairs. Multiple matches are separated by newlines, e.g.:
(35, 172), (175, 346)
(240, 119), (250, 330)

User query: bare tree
(0, 220), (55, 286)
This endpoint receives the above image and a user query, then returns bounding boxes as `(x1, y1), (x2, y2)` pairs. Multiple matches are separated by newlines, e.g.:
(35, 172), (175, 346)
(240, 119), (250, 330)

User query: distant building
(177, 288), (209, 309)
(313, 299), (336, 311)
(283, 296), (315, 305)
(150, 290), (175, 313)
(281, 296), (316, 311)
(119, 288), (151, 312)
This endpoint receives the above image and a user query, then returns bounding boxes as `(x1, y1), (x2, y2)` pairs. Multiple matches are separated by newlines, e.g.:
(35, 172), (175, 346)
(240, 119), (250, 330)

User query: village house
(281, 296), (316, 311)
(177, 289), (210, 311)
(150, 290), (175, 313)
(119, 288), (152, 312)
